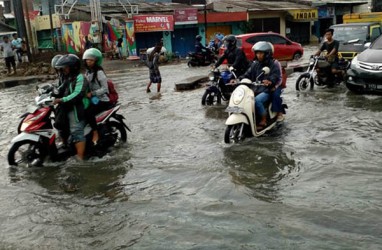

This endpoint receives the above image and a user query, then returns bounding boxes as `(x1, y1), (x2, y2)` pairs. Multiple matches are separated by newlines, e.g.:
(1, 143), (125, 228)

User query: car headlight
(232, 88), (245, 105)
(351, 56), (359, 68)
(208, 72), (215, 81)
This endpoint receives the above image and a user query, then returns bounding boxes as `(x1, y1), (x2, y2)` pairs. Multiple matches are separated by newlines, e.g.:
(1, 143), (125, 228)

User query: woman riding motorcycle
(53, 54), (90, 161)
(82, 48), (111, 145)
(239, 42), (283, 129)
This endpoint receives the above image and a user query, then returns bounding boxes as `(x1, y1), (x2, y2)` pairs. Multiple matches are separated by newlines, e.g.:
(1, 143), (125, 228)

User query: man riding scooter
(239, 42), (283, 130)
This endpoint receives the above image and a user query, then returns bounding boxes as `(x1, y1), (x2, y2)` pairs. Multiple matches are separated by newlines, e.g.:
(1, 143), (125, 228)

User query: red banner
(174, 9), (198, 25)
(133, 15), (174, 33)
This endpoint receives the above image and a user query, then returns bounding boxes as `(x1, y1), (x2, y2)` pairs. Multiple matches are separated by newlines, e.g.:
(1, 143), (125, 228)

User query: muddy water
(0, 57), (381, 249)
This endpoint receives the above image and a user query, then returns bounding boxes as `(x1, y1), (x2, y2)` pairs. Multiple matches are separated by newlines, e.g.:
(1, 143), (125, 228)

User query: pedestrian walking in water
(1, 35), (17, 75)
(146, 42), (163, 93)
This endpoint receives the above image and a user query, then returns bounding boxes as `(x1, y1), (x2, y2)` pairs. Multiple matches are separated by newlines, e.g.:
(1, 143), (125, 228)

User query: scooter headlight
(232, 88), (245, 105)
(208, 72), (215, 81)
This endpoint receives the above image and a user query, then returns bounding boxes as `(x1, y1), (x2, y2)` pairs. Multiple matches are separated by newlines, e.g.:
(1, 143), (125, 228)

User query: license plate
(225, 106), (243, 113)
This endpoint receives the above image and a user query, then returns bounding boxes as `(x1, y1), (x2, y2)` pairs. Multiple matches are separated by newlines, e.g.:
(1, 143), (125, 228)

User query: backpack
(95, 70), (119, 105)
(106, 79), (119, 105)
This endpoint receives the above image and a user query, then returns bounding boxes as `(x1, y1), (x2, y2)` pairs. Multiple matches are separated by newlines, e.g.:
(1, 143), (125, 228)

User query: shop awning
(198, 12), (248, 23)
(288, 9), (318, 22)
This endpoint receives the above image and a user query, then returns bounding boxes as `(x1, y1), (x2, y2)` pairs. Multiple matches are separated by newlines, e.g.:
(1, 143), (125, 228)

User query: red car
(219, 32), (304, 61)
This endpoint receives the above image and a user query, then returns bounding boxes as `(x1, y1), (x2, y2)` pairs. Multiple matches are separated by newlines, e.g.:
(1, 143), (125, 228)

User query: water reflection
(223, 139), (296, 203)
(204, 105), (227, 120)
(8, 157), (132, 201)
(344, 91), (382, 111)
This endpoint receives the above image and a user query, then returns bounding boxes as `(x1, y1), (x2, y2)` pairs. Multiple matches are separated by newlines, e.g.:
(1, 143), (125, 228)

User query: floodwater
(0, 53), (381, 249)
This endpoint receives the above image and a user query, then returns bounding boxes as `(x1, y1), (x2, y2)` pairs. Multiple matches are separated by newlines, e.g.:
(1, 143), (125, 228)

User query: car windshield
(333, 25), (368, 43)
(371, 36), (382, 49)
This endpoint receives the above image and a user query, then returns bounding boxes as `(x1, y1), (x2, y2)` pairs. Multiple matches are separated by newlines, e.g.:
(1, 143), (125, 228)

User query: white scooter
(224, 67), (285, 143)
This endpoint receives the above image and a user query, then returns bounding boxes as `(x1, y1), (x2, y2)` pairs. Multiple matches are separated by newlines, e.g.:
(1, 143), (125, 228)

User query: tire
(108, 121), (127, 146)
(293, 52), (302, 60)
(201, 90), (216, 105)
(8, 140), (44, 167)
(224, 124), (245, 144)
(296, 74), (314, 91)
(187, 61), (192, 67)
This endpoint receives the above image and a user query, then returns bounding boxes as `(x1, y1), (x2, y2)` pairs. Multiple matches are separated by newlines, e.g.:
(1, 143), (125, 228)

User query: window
(371, 27), (381, 42)
(270, 35), (287, 45)
(246, 36), (262, 45)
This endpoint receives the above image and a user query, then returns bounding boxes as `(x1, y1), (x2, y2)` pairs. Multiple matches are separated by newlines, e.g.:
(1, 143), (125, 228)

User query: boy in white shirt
(1, 35), (17, 75)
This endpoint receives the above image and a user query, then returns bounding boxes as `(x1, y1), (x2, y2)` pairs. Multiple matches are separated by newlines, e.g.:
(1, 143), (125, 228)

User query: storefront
(172, 9), (199, 57)
(286, 9), (318, 44)
(133, 14), (174, 56)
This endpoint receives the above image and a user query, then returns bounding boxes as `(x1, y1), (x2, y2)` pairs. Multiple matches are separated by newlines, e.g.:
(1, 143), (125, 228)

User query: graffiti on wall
(126, 21), (137, 56)
(62, 22), (92, 53)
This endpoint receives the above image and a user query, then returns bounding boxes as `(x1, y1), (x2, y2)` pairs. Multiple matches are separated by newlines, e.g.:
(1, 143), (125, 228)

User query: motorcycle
(201, 67), (237, 105)
(187, 48), (216, 67)
(224, 67), (287, 144)
(8, 84), (130, 167)
(296, 55), (350, 91)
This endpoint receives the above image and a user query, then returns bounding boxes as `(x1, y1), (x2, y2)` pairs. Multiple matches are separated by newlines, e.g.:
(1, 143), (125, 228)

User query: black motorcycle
(201, 68), (237, 105)
(296, 56), (350, 91)
(187, 48), (216, 67)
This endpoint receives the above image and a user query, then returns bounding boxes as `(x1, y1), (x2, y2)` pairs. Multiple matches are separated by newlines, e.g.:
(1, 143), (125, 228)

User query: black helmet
(55, 54), (81, 75)
(196, 35), (202, 42)
(223, 35), (237, 50)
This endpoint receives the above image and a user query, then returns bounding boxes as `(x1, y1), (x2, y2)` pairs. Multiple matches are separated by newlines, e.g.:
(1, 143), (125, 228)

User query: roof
(213, 0), (313, 12)
(331, 22), (380, 26)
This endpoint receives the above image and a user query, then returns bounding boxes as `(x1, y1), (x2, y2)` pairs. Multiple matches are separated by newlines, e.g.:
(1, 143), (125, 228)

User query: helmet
(55, 54), (81, 74)
(82, 48), (103, 66)
(51, 54), (63, 68)
(223, 35), (237, 49)
(196, 35), (202, 42)
(252, 41), (274, 56)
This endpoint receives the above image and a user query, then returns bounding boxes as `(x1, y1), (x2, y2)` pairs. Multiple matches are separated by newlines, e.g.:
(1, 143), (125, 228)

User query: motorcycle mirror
(262, 67), (270, 75)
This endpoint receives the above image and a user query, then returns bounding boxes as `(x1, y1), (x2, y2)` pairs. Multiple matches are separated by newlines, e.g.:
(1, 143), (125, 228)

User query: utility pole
(12, 0), (31, 61)
(48, 0), (56, 51)
(22, 0), (34, 59)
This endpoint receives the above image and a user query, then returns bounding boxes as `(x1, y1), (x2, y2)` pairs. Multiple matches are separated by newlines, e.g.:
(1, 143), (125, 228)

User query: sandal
(257, 122), (267, 131)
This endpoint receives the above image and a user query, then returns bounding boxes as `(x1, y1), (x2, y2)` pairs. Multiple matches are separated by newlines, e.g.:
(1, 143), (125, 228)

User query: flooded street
(0, 54), (381, 249)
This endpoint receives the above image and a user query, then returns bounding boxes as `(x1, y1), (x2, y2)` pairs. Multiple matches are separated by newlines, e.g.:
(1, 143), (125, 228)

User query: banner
(134, 15), (174, 33)
(174, 9), (198, 25)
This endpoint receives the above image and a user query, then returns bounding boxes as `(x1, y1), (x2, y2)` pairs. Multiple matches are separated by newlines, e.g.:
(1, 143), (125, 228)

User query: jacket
(215, 47), (250, 77)
(85, 69), (110, 102)
(240, 59), (282, 93)
(61, 74), (90, 122)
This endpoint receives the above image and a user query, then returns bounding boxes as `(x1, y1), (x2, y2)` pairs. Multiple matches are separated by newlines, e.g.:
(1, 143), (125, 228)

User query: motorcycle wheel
(296, 74), (314, 91)
(8, 140), (44, 167)
(224, 124), (245, 144)
(187, 61), (193, 67)
(108, 121), (127, 147)
(201, 90), (220, 105)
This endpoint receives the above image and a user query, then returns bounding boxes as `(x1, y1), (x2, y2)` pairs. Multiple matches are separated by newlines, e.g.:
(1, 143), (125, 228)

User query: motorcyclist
(239, 41), (282, 130)
(50, 54), (71, 146)
(52, 54), (90, 161)
(82, 48), (111, 145)
(195, 34), (211, 62)
(213, 35), (249, 77)
(315, 28), (343, 82)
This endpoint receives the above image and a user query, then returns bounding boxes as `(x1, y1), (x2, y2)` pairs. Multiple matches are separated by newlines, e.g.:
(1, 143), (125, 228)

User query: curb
(0, 75), (55, 89)
(175, 76), (208, 91)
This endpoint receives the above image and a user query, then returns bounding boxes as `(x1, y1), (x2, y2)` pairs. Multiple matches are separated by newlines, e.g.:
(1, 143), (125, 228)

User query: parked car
(346, 35), (382, 94)
(219, 32), (304, 61)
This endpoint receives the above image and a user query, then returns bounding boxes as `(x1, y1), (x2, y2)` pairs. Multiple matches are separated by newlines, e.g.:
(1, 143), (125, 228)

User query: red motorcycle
(8, 84), (130, 167)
